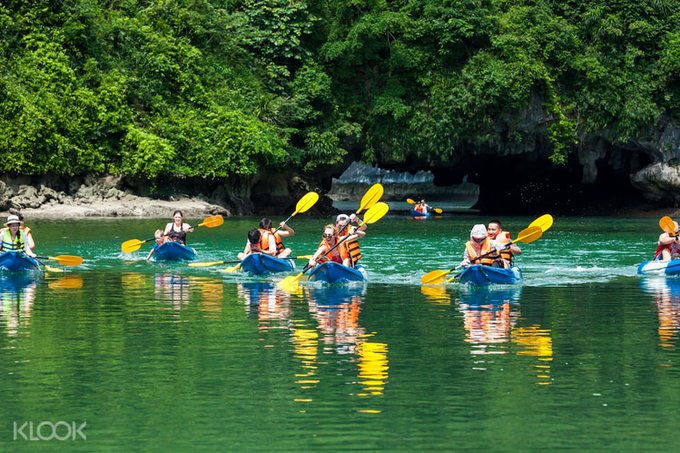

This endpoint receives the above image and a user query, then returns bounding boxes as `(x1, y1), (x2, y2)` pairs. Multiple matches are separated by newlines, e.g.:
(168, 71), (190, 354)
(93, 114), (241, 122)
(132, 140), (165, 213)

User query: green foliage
(0, 0), (677, 179)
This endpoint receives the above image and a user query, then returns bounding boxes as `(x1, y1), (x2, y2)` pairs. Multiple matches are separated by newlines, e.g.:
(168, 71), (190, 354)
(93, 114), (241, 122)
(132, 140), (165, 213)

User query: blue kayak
(637, 258), (680, 276)
(0, 251), (41, 272)
(457, 265), (522, 286)
(409, 208), (432, 219)
(240, 253), (293, 275)
(308, 262), (367, 283)
(152, 241), (197, 261)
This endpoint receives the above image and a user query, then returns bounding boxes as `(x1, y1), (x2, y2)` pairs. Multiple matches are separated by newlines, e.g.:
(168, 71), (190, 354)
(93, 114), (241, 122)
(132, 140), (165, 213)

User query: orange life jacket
(338, 226), (362, 265)
(318, 239), (347, 263)
(465, 238), (497, 265)
(494, 231), (513, 262)
(259, 228), (285, 255)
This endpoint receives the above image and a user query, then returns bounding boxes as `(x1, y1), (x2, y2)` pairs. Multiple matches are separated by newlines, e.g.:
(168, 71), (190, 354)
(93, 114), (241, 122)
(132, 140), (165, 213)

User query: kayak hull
(153, 242), (197, 261)
(637, 258), (680, 276)
(308, 262), (367, 283)
(0, 251), (41, 272)
(409, 208), (432, 219)
(240, 253), (294, 275)
(457, 265), (522, 286)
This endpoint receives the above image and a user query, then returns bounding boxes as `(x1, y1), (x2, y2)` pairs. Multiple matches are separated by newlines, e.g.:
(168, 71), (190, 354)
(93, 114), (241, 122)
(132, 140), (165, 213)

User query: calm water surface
(1, 215), (679, 450)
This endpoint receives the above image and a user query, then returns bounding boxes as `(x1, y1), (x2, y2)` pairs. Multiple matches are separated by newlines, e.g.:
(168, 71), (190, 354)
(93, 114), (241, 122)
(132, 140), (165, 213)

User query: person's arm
(25, 232), (36, 250)
(348, 214), (367, 235)
(460, 248), (471, 267)
(163, 223), (172, 236)
(146, 248), (155, 260)
(309, 246), (325, 266)
(277, 222), (294, 237)
(659, 232), (679, 245)
(183, 223), (194, 233)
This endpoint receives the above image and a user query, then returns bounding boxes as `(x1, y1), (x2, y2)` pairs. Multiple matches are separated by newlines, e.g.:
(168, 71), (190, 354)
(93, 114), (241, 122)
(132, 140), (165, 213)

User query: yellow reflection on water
(47, 274), (83, 289)
(512, 325), (553, 385)
(292, 323), (319, 392)
(420, 285), (451, 304)
(357, 339), (389, 397)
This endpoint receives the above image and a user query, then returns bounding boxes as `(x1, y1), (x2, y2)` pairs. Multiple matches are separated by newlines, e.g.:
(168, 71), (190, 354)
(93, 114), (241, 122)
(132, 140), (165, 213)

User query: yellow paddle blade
(421, 269), (452, 285)
(278, 272), (305, 289)
(434, 208), (443, 214)
(406, 198), (416, 204)
(46, 255), (84, 266)
(659, 216), (676, 234)
(222, 263), (241, 273)
(529, 214), (554, 233)
(513, 225), (543, 244)
(45, 265), (64, 273)
(198, 215), (224, 228)
(188, 261), (226, 268)
(360, 201), (389, 225)
(294, 192), (320, 214)
(294, 255), (312, 260)
(121, 239), (145, 253)
(48, 275), (83, 289)
(357, 183), (384, 214)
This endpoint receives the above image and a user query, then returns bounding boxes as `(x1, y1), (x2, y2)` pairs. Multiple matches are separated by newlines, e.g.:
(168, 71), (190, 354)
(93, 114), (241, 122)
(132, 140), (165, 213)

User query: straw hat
(4, 215), (21, 226)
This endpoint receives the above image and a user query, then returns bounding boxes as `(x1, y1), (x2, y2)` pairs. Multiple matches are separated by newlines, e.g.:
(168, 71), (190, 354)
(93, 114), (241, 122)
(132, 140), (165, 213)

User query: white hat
(470, 224), (487, 238)
(4, 215), (21, 226)
(336, 214), (349, 223)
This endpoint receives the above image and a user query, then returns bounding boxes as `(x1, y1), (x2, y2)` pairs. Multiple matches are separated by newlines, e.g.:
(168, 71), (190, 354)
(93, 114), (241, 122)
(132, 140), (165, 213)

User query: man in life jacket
(16, 213), (35, 251)
(0, 215), (37, 257)
(335, 213), (366, 268)
(237, 228), (272, 260)
(656, 220), (680, 261)
(258, 218), (294, 259)
(487, 219), (521, 268)
(461, 224), (503, 268)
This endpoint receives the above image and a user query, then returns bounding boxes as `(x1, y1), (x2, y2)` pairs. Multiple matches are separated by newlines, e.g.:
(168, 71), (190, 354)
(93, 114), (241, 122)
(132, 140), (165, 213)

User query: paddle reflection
(236, 282), (292, 328)
(511, 326), (553, 385)
(420, 284), (451, 304)
(458, 286), (522, 353)
(641, 277), (680, 349)
(0, 274), (38, 337)
(305, 286), (389, 406)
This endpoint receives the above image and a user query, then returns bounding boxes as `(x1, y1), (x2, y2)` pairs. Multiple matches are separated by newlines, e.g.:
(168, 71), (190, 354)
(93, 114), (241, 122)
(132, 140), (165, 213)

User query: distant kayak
(308, 262), (367, 283)
(240, 253), (294, 275)
(409, 208), (432, 219)
(637, 259), (680, 276)
(457, 265), (522, 286)
(152, 242), (197, 261)
(0, 251), (41, 272)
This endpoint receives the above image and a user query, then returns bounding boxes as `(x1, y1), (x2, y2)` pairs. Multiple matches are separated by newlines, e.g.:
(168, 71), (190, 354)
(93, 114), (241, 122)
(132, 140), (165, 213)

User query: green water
(1, 215), (679, 450)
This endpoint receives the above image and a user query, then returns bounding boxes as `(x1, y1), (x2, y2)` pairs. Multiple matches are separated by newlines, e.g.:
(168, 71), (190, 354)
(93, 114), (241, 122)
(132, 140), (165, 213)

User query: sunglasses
(323, 234), (334, 239)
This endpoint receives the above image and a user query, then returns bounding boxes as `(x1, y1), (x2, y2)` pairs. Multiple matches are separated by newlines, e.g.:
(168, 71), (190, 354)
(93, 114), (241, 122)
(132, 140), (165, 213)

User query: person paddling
(308, 225), (352, 268)
(0, 215), (37, 257)
(335, 213), (366, 268)
(487, 219), (521, 269)
(237, 229), (268, 260)
(460, 224), (503, 268)
(146, 229), (167, 260)
(258, 218), (294, 258)
(656, 220), (680, 261)
(163, 210), (193, 245)
(414, 199), (432, 215)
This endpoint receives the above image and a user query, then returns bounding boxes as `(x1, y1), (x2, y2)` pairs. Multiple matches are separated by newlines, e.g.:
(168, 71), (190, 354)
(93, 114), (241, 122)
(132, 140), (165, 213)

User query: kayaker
(656, 220), (680, 261)
(414, 199), (431, 214)
(309, 225), (352, 268)
(146, 229), (167, 261)
(258, 218), (294, 258)
(460, 224), (502, 268)
(163, 210), (193, 245)
(0, 215), (37, 257)
(487, 219), (521, 268)
(17, 213), (36, 251)
(335, 213), (366, 268)
(237, 228), (272, 260)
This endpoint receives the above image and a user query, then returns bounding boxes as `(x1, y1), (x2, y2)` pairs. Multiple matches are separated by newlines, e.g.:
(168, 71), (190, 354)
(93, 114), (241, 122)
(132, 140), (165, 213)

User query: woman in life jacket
(656, 220), (680, 261)
(487, 219), (521, 269)
(309, 225), (350, 268)
(163, 210), (193, 245)
(460, 224), (503, 268)
(0, 215), (36, 257)
(258, 218), (294, 258)
(335, 213), (366, 268)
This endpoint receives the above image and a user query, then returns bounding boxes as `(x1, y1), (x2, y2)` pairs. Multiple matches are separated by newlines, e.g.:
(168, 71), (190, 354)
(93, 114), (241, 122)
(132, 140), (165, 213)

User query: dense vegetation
(0, 0), (678, 180)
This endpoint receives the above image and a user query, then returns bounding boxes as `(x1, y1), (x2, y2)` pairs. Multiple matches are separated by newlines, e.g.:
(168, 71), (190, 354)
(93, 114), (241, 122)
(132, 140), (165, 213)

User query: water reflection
(511, 326), (553, 385)
(0, 274), (38, 337)
(237, 282), (292, 328)
(47, 274), (84, 290)
(641, 277), (680, 349)
(458, 286), (522, 354)
(154, 273), (191, 308)
(420, 284), (451, 304)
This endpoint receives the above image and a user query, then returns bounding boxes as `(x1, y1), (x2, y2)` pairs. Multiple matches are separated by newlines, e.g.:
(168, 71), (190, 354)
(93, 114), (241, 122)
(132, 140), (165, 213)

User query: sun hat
(470, 224), (487, 239)
(4, 215), (21, 226)
(336, 214), (349, 223)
